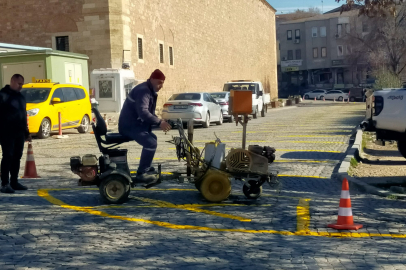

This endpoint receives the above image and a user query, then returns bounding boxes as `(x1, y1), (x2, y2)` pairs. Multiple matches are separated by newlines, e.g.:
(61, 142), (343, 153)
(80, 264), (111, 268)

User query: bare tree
(345, 4), (406, 80)
(336, 0), (404, 16)
(276, 7), (322, 23)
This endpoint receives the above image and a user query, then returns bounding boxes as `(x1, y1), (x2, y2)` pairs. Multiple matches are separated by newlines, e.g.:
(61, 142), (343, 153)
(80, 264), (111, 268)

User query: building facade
(0, 0), (278, 110)
(277, 10), (371, 92)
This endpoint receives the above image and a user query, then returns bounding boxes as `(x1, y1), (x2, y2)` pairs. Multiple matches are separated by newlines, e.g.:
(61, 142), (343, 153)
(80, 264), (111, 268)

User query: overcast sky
(266, 0), (343, 14)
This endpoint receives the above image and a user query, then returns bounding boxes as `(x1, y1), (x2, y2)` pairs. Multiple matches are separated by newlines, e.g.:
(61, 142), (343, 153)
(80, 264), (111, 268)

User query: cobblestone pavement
(2, 101), (406, 269)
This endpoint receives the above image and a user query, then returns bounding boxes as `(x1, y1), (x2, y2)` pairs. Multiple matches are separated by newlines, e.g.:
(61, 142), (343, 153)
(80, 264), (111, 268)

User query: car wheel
(253, 106), (258, 119)
(261, 104), (266, 117)
(78, 115), (90, 133)
(304, 95), (309, 100)
(228, 115), (234, 123)
(350, 97), (355, 102)
(338, 96), (344, 101)
(216, 113), (223, 125)
(202, 112), (210, 128)
(37, 118), (51, 139)
(398, 140), (406, 159)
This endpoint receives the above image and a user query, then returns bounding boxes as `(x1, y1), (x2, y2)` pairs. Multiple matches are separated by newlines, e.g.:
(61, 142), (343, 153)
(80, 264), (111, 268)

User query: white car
(162, 92), (223, 128)
(321, 90), (349, 101)
(303, 90), (327, 100)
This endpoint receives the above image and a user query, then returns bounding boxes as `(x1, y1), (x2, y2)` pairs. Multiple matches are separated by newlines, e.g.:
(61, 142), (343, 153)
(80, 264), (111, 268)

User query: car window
(342, 89), (350, 93)
(169, 93), (201, 101)
(209, 95), (217, 103)
(63, 87), (78, 102)
(73, 87), (86, 100)
(51, 88), (66, 102)
(210, 93), (227, 99)
(21, 88), (51, 104)
(203, 94), (211, 102)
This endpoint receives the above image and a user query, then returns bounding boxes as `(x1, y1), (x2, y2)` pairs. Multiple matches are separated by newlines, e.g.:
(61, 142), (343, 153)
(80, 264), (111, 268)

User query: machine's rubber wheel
(350, 97), (355, 102)
(228, 115), (234, 123)
(261, 104), (266, 117)
(253, 106), (258, 119)
(243, 180), (263, 199)
(200, 170), (231, 202)
(78, 115), (90, 133)
(99, 174), (130, 204)
(202, 112), (210, 128)
(37, 118), (51, 139)
(304, 95), (309, 100)
(338, 96), (344, 101)
(216, 113), (223, 125)
(398, 140), (406, 159)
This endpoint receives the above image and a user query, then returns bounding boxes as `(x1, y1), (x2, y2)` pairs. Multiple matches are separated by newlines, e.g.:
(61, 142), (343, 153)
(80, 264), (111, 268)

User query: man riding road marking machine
(70, 90), (279, 204)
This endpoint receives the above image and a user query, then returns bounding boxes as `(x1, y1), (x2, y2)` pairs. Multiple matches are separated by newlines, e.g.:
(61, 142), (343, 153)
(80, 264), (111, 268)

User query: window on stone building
(287, 50), (293, 60)
(169, 46), (174, 66)
(159, 43), (164, 63)
(312, 27), (318, 37)
(337, 45), (344, 56)
(313, 48), (318, 58)
(137, 36), (144, 61)
(321, 47), (327, 58)
(320, 26), (327, 37)
(56, 36), (69, 52)
(295, 49), (301, 60)
(362, 22), (369, 33)
(337, 24), (342, 37)
(287, 30), (292, 40)
(295, 29), (300, 39)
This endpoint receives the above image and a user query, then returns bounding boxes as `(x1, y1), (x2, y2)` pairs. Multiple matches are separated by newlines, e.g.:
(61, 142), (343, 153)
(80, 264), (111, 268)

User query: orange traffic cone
(22, 143), (40, 178)
(328, 178), (362, 230)
(333, 98), (336, 102)
(314, 97), (316, 101)
(342, 98), (344, 103)
(323, 97), (325, 101)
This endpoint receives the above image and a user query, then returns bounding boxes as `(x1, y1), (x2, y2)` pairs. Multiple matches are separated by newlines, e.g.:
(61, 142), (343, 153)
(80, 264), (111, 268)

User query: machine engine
(70, 155), (99, 185)
(225, 145), (276, 174)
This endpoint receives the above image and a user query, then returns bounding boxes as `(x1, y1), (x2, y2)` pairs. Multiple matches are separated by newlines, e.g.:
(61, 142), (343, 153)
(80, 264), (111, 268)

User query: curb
(336, 127), (406, 199)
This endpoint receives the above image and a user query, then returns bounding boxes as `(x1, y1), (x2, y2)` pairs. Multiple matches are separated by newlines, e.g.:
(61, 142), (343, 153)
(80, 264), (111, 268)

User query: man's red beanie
(150, 69), (166, 81)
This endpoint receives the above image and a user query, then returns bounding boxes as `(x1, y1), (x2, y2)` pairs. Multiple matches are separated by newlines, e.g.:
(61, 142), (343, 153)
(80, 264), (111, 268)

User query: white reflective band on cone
(340, 190), (350, 199)
(338, 207), (353, 216)
(26, 155), (35, 162)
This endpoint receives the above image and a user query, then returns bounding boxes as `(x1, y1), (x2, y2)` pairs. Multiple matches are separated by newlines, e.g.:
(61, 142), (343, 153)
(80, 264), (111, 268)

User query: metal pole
(187, 119), (194, 176)
(242, 114), (248, 150)
(58, 112), (62, 136)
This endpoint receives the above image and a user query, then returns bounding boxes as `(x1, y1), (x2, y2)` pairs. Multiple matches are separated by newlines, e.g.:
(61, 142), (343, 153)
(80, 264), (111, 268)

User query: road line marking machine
(70, 90), (279, 204)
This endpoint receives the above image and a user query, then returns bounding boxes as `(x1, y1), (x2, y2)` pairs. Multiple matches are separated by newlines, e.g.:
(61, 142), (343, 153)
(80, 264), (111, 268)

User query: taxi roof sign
(32, 78), (51, 83)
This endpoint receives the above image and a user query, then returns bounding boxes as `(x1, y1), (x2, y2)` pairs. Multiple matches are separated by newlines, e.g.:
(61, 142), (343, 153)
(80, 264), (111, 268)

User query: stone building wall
(0, 0), (278, 109)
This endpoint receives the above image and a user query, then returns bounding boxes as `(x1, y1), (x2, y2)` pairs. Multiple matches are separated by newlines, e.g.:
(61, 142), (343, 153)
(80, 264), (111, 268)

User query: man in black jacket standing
(119, 69), (172, 182)
(0, 74), (30, 193)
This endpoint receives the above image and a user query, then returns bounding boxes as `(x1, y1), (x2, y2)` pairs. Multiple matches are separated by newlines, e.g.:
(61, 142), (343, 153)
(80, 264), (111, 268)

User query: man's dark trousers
(0, 134), (25, 186)
(121, 126), (157, 175)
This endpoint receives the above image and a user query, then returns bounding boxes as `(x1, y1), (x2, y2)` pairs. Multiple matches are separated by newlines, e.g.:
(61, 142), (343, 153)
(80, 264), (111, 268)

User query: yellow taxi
(22, 80), (92, 139)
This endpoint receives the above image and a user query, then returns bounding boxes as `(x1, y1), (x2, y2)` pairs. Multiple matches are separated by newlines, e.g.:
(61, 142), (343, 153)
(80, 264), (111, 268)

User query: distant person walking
(0, 74), (30, 193)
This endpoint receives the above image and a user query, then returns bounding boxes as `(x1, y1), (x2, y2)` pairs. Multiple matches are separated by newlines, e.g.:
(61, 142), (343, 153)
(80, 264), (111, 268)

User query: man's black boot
(10, 182), (28, 191)
(1, 184), (15, 193)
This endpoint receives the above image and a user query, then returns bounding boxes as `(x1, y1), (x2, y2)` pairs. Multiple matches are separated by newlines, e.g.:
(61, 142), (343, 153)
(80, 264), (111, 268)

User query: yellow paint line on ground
(232, 130), (352, 134)
(276, 149), (343, 153)
(279, 175), (328, 179)
(37, 189), (406, 238)
(297, 198), (311, 233)
(274, 160), (336, 164)
(278, 141), (346, 144)
(132, 196), (251, 222)
(277, 135), (348, 138)
(194, 140), (272, 143)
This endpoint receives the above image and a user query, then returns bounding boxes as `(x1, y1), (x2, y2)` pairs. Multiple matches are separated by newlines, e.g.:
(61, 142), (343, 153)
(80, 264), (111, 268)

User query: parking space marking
(278, 141), (346, 144)
(277, 135), (349, 138)
(37, 188), (406, 238)
(279, 175), (328, 179)
(168, 147), (343, 153)
(297, 198), (311, 233)
(232, 130), (353, 134)
(274, 160), (336, 164)
(132, 196), (251, 222)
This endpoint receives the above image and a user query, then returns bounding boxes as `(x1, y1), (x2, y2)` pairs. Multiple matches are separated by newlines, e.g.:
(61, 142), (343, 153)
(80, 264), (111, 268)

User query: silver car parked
(210, 92), (234, 123)
(162, 92), (223, 128)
